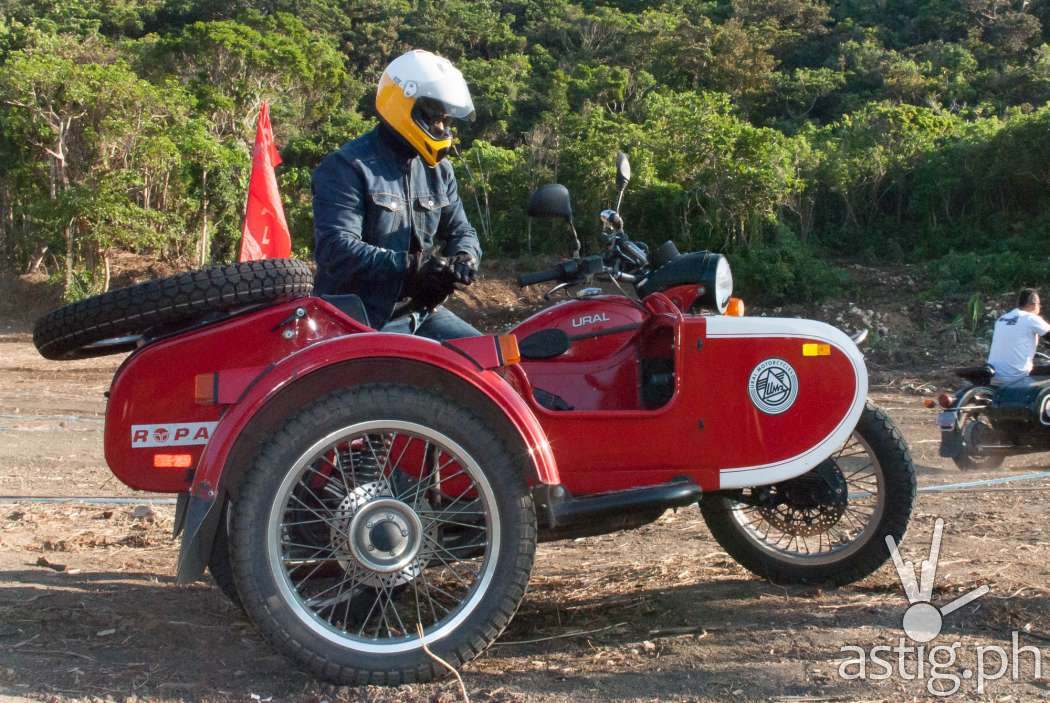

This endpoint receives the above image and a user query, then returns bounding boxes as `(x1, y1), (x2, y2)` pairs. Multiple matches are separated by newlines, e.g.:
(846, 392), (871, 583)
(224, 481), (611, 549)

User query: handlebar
(517, 256), (606, 288)
(517, 267), (564, 287)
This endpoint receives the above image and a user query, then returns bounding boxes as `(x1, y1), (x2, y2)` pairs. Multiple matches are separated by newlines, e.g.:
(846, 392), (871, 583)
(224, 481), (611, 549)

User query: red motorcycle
(33, 153), (915, 686)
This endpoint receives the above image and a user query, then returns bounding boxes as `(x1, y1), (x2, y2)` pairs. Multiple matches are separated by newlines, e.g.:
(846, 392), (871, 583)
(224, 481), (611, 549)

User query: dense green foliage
(3, 0), (1050, 302)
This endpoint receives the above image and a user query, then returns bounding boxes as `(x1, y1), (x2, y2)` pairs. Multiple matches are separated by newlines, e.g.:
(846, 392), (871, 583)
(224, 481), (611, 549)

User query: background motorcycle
(936, 351), (1050, 469)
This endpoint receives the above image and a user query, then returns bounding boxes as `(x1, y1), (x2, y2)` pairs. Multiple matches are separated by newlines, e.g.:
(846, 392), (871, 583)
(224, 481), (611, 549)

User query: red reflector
(154, 453), (193, 468)
(937, 393), (954, 409)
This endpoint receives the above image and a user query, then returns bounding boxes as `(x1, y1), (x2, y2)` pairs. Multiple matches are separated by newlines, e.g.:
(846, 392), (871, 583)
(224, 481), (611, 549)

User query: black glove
(404, 253), (456, 310)
(448, 252), (478, 286)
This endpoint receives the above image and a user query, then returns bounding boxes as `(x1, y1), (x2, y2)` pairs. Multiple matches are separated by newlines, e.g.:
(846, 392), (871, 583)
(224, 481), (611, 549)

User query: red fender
(190, 332), (559, 499)
(173, 329), (558, 582)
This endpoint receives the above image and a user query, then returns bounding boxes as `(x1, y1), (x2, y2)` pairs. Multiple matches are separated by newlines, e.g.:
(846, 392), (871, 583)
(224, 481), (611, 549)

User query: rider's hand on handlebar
(405, 253), (457, 309)
(448, 252), (477, 286)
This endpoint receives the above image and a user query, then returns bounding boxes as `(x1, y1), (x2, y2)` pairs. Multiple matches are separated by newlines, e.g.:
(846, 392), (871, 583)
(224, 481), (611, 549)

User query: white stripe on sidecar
(705, 316), (869, 489)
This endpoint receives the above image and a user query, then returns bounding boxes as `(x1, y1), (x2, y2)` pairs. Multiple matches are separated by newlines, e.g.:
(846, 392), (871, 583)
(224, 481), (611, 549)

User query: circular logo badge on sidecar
(748, 358), (799, 415)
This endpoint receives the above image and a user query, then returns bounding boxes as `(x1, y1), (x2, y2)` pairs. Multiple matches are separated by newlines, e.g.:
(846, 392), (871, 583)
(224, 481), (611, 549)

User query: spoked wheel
(230, 384), (536, 686)
(953, 387), (1005, 470)
(701, 403), (916, 586)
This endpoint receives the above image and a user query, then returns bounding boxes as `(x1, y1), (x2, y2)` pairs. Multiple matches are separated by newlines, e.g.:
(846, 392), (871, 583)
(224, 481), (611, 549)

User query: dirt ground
(1, 268), (1048, 702)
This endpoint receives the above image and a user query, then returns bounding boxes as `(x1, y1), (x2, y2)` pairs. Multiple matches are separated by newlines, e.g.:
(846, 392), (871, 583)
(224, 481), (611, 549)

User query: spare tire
(33, 259), (314, 360)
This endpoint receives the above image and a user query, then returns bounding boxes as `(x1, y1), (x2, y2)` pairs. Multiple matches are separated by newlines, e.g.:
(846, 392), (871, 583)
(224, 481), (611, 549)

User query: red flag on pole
(238, 102), (291, 261)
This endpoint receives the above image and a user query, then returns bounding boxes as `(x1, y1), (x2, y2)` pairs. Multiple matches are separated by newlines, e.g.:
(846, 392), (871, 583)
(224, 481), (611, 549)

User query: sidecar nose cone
(370, 520), (405, 553)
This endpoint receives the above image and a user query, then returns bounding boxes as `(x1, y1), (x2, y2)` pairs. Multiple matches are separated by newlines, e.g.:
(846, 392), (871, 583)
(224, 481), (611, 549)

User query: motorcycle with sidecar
(33, 152), (916, 685)
(933, 353), (1050, 469)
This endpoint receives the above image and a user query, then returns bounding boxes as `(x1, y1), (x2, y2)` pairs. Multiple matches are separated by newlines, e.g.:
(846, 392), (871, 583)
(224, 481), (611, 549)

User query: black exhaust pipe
(533, 479), (702, 529)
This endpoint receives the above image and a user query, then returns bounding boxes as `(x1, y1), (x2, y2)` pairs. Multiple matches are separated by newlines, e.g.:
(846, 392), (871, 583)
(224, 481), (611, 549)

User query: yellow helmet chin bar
(376, 73), (453, 167)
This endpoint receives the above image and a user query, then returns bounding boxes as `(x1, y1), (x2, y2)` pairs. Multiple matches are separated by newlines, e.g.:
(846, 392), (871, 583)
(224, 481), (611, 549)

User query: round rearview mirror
(526, 184), (574, 223)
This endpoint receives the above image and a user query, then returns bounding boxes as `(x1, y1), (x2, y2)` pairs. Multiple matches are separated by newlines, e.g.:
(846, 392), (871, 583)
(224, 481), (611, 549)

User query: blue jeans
(379, 306), (481, 341)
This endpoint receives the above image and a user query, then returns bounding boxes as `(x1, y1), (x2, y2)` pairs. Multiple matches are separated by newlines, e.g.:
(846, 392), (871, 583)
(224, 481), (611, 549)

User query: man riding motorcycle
(987, 288), (1050, 385)
(311, 49), (481, 340)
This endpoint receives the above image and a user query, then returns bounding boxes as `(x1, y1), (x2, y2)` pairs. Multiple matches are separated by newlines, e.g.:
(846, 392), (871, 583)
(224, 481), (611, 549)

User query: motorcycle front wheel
(700, 403), (916, 586)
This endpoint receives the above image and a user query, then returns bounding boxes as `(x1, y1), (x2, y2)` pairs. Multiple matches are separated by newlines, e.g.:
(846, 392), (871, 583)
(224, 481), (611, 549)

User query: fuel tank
(509, 296), (650, 411)
(510, 296), (647, 363)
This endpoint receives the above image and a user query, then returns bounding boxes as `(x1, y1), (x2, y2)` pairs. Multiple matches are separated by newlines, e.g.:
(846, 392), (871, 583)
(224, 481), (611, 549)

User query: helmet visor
(411, 78), (475, 122)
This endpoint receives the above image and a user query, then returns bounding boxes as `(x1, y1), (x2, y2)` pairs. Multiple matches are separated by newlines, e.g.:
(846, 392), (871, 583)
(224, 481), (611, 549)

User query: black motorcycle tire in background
(700, 403), (916, 586)
(951, 386), (1006, 471)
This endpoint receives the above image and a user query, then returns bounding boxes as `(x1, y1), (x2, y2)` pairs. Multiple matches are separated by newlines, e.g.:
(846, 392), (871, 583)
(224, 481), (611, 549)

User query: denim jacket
(311, 126), (481, 327)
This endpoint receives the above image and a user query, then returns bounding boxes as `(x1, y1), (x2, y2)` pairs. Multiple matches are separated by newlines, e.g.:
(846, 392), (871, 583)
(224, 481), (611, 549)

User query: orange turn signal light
(153, 453), (193, 469)
(802, 343), (831, 357)
(194, 372), (217, 405)
(725, 297), (745, 317)
(497, 335), (521, 366)
(923, 398), (937, 409)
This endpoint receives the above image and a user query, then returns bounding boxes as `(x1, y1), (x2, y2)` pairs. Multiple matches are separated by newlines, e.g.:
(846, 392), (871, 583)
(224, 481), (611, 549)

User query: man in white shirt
(987, 288), (1050, 384)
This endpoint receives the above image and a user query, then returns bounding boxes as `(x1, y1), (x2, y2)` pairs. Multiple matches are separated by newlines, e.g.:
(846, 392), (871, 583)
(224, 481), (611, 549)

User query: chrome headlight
(698, 253), (733, 314)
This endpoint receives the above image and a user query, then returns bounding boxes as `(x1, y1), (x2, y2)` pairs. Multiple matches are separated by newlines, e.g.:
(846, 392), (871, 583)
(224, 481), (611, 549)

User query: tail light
(154, 453), (193, 468)
(937, 392), (954, 409)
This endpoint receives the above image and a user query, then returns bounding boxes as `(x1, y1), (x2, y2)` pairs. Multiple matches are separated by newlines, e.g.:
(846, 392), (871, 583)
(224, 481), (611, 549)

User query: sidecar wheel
(229, 384), (536, 685)
(701, 402), (915, 586)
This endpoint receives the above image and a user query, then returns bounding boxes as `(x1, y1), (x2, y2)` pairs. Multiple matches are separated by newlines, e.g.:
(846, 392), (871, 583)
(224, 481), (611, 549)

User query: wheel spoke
(420, 534), (481, 587)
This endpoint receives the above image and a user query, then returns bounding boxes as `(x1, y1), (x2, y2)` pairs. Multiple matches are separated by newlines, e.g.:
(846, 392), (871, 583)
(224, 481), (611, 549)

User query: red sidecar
(33, 159), (915, 686)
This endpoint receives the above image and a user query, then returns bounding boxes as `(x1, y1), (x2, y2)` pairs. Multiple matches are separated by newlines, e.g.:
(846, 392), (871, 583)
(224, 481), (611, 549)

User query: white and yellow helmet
(376, 50), (475, 167)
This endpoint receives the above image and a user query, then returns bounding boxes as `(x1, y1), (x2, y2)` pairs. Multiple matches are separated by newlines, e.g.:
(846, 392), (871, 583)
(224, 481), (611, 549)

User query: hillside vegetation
(2, 0), (1050, 303)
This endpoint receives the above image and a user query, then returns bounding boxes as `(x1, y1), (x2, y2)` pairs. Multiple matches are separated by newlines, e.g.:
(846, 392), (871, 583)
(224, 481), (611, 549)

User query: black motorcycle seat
(320, 293), (371, 328)
(954, 365), (995, 385)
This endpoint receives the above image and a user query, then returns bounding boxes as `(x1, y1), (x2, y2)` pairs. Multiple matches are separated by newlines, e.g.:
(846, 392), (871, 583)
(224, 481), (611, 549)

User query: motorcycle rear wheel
(700, 402), (916, 586)
(952, 387), (1005, 471)
(229, 384), (536, 685)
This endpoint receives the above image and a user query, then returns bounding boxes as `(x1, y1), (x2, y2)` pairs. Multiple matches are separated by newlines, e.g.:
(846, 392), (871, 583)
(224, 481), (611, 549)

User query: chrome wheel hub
(332, 482), (436, 588)
(348, 498), (423, 573)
